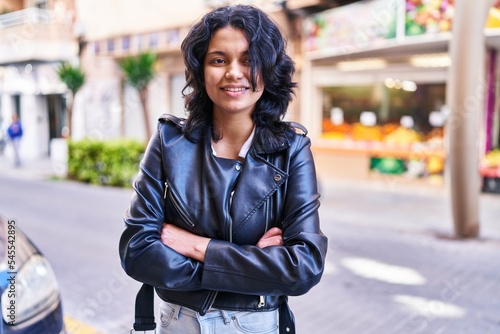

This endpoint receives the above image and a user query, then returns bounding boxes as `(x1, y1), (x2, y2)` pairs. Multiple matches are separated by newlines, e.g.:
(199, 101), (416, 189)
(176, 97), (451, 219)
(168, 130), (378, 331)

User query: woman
(119, 5), (328, 334)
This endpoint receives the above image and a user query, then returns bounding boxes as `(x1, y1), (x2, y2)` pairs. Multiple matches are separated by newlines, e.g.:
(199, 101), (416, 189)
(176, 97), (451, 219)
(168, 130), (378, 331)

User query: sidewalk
(0, 155), (56, 181)
(291, 176), (500, 334)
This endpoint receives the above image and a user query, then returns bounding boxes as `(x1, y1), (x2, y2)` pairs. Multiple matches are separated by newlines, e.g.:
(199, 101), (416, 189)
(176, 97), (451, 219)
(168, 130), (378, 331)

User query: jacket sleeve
(119, 124), (204, 291)
(201, 135), (328, 296)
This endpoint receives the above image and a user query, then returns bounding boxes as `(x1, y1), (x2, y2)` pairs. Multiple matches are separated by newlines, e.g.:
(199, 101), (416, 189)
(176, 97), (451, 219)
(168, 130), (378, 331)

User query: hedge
(68, 139), (145, 187)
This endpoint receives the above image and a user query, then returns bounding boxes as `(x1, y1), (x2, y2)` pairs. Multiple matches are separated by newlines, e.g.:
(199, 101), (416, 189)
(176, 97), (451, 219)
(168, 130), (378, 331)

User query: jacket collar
(159, 113), (291, 155)
(251, 127), (290, 155)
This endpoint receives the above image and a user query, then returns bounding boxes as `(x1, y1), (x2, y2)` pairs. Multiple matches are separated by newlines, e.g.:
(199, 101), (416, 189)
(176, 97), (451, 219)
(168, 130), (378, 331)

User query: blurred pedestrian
(119, 5), (328, 334)
(7, 114), (23, 167)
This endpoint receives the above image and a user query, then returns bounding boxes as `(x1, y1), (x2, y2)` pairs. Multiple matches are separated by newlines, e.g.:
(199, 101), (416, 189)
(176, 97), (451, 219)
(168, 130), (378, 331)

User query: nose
(225, 62), (244, 80)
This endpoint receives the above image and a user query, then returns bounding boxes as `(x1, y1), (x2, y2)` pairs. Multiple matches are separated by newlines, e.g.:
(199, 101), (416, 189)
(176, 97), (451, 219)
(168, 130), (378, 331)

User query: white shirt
(211, 127), (256, 159)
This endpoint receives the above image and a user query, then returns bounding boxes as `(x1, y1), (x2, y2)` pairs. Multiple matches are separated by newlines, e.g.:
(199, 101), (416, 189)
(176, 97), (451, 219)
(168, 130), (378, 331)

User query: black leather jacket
(119, 114), (328, 315)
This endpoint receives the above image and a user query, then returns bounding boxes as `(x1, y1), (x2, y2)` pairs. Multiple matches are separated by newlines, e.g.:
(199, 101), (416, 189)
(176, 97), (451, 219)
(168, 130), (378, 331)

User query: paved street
(293, 177), (500, 334)
(1, 156), (500, 334)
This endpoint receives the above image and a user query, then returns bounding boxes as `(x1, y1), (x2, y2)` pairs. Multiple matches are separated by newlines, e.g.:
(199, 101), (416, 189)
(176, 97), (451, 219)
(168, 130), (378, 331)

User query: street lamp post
(447, 0), (495, 238)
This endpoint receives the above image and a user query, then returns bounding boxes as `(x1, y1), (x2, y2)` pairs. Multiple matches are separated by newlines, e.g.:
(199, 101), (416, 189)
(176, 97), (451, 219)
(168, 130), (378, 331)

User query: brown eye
(211, 58), (225, 65)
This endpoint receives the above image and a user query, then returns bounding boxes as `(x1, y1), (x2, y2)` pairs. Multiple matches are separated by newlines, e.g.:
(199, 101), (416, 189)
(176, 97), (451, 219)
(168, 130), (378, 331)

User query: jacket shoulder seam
(285, 121), (308, 136)
(159, 113), (186, 128)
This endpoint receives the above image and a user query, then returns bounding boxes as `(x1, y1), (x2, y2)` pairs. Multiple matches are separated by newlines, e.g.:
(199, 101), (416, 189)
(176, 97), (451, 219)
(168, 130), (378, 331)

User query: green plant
(57, 63), (85, 138)
(68, 139), (145, 187)
(119, 52), (157, 140)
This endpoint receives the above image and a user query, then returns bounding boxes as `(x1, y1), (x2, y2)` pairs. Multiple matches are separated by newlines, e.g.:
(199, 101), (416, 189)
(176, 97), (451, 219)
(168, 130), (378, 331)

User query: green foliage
(68, 139), (145, 187)
(119, 52), (157, 91)
(57, 63), (85, 95)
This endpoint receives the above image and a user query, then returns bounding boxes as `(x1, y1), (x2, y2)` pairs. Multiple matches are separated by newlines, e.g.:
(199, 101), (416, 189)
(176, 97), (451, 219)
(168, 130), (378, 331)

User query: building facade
(0, 0), (78, 160)
(74, 0), (326, 142)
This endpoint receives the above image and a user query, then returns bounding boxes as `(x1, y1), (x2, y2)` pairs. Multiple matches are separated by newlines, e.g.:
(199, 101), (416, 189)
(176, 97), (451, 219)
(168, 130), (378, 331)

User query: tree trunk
(119, 78), (126, 138)
(139, 88), (152, 140)
(66, 95), (73, 139)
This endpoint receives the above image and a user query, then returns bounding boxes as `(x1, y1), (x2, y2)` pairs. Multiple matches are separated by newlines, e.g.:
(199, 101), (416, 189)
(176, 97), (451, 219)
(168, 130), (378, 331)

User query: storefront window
(321, 82), (446, 141)
(321, 82), (447, 178)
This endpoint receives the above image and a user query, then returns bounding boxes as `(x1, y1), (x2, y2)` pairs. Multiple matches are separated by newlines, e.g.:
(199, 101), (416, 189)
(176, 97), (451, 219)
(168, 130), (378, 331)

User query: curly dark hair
(181, 4), (297, 141)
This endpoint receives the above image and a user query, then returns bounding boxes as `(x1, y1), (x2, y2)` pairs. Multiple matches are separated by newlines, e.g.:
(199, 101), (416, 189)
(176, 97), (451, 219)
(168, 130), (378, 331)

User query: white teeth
(223, 87), (247, 92)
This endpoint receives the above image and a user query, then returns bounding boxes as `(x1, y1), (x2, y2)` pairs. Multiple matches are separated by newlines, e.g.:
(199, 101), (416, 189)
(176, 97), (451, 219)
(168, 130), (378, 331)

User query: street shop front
(300, 0), (500, 189)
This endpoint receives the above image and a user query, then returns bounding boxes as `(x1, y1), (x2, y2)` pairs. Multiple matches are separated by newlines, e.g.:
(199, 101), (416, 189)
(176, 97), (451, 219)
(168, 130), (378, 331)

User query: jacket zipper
(264, 198), (269, 233)
(258, 295), (265, 308)
(227, 170), (240, 243)
(258, 197), (271, 309)
(164, 180), (216, 313)
(164, 180), (195, 227)
(228, 191), (234, 244)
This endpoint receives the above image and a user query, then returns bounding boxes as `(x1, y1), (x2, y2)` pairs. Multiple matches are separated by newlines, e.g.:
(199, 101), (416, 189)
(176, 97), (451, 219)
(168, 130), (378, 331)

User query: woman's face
(203, 26), (264, 119)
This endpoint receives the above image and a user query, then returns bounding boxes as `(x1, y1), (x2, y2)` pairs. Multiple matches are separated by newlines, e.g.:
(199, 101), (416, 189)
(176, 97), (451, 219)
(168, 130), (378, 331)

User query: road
(0, 175), (139, 333)
(1, 172), (500, 333)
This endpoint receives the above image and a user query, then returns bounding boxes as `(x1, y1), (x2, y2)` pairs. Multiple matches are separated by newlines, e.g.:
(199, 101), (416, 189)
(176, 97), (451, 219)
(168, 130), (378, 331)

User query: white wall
(75, 0), (209, 40)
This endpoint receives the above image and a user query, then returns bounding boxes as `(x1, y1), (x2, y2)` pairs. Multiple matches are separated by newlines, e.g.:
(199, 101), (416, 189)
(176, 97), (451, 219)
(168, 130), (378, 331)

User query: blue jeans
(11, 137), (21, 167)
(158, 301), (279, 334)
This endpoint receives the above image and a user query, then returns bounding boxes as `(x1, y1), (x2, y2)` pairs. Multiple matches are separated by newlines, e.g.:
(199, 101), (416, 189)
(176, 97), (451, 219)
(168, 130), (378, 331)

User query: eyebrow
(206, 50), (250, 57)
(206, 50), (226, 57)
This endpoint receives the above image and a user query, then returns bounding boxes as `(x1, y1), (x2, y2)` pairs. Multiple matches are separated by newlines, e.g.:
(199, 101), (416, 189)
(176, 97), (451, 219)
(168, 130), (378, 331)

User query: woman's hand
(161, 224), (210, 262)
(256, 227), (283, 248)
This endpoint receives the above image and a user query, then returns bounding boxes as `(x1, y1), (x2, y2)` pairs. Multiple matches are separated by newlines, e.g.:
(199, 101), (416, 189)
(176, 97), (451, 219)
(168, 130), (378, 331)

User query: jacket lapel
(230, 150), (288, 233)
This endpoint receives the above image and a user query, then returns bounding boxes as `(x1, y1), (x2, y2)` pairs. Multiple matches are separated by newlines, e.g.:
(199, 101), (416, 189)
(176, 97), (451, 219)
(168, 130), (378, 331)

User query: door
(47, 94), (65, 141)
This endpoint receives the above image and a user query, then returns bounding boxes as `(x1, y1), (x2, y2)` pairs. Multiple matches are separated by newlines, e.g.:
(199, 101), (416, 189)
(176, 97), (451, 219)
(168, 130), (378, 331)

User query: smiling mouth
(221, 87), (248, 92)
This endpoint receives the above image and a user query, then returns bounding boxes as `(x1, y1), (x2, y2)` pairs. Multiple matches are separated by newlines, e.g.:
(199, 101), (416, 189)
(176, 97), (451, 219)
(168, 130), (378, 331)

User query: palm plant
(119, 52), (157, 140)
(57, 63), (85, 138)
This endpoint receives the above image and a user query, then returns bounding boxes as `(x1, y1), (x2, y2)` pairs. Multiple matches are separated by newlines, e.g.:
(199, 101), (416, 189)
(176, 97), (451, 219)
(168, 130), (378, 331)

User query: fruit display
(321, 117), (448, 178)
(426, 155), (445, 174)
(480, 149), (500, 177)
(482, 149), (500, 167)
(406, 0), (454, 36)
(486, 1), (500, 28)
(382, 127), (422, 145)
(423, 127), (445, 150)
(322, 131), (347, 140)
(351, 123), (383, 141)
(425, 127), (444, 140)
(321, 120), (351, 140)
(321, 121), (445, 149)
(381, 123), (400, 137)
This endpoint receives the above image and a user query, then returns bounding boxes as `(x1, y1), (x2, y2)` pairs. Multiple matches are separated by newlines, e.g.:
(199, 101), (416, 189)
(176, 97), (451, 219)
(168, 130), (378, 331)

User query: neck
(213, 112), (253, 142)
(212, 113), (254, 160)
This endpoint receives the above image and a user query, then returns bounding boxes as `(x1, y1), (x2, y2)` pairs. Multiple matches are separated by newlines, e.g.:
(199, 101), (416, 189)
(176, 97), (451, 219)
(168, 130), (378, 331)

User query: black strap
(133, 284), (156, 331)
(279, 296), (296, 334)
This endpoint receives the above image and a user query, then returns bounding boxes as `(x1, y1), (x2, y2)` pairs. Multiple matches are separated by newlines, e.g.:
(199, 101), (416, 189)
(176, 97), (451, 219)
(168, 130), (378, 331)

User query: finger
(262, 227), (282, 238)
(258, 235), (283, 248)
(271, 235), (283, 246)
